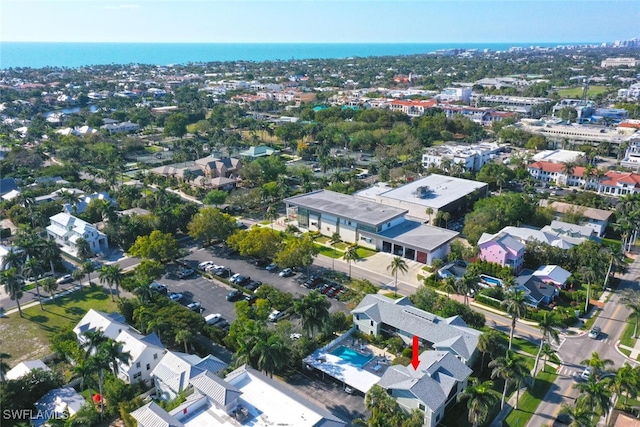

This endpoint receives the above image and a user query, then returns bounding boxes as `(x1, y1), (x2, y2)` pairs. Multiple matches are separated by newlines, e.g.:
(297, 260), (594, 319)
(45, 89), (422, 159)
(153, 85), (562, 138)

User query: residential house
(101, 121), (140, 134)
(74, 310), (166, 385)
(286, 190), (459, 265)
(150, 156), (241, 190)
(5, 359), (51, 381)
(477, 232), (525, 273)
(377, 351), (472, 427)
(0, 178), (19, 197)
(33, 387), (86, 427)
(539, 200), (613, 237)
(352, 294), (480, 366)
(239, 145), (277, 159)
(132, 365), (346, 427)
(513, 275), (559, 308)
(532, 265), (572, 289)
(152, 350), (228, 401)
(421, 142), (502, 172)
(62, 191), (114, 215)
(46, 212), (108, 256)
(528, 160), (640, 197)
(540, 220), (598, 244)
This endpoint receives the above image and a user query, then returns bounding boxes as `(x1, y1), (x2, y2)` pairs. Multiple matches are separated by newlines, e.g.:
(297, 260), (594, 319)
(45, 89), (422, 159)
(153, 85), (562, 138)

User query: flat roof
(363, 220), (459, 251)
(285, 190), (407, 226)
(376, 174), (487, 210)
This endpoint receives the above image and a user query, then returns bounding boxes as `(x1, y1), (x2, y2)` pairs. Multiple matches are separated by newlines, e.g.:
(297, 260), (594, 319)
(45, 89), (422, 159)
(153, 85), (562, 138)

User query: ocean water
(0, 42), (571, 69)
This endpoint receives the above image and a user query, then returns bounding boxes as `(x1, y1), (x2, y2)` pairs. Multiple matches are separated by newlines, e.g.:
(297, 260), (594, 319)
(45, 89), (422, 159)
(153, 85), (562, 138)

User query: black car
(226, 289), (244, 302)
(215, 269), (232, 278)
(150, 282), (168, 295)
(245, 280), (262, 291)
(244, 294), (258, 305)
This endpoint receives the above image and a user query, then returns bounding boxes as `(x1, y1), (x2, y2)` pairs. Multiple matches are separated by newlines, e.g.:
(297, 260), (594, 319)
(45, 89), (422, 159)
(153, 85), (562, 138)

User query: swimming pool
(331, 345), (374, 368)
(480, 274), (503, 287)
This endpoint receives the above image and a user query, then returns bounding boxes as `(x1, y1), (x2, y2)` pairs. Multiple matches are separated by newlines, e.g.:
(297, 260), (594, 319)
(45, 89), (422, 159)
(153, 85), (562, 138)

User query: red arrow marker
(411, 336), (420, 370)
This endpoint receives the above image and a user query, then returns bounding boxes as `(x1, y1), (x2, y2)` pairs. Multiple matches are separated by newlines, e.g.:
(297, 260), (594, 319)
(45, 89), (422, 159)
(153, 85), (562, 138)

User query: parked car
(303, 276), (324, 289)
(265, 263), (278, 272)
(216, 319), (230, 332)
(244, 294), (258, 305)
(580, 367), (593, 380)
(268, 309), (286, 322)
(214, 268), (232, 278)
(187, 301), (202, 312)
(169, 292), (184, 302)
(56, 274), (73, 285)
(236, 221), (248, 229)
(588, 326), (601, 340)
(226, 290), (244, 302)
(230, 274), (250, 285)
(198, 261), (215, 270)
(279, 268), (294, 277)
(244, 280), (262, 291)
(177, 268), (195, 279)
(204, 313), (222, 325)
(150, 282), (168, 295)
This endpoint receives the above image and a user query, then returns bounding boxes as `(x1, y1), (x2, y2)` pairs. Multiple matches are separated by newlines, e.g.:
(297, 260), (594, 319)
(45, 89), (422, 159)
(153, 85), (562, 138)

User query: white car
(56, 274), (73, 284)
(268, 309), (285, 322)
(580, 367), (593, 380)
(204, 313), (222, 325)
(198, 261), (215, 270)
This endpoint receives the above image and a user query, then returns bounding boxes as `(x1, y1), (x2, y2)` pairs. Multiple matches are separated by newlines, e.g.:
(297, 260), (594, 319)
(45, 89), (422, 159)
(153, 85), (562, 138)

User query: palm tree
(533, 311), (561, 380)
(252, 334), (288, 378)
(98, 264), (124, 301)
(559, 403), (597, 427)
(0, 352), (11, 383)
(387, 256), (408, 296)
(75, 238), (93, 262)
(573, 376), (612, 422)
(580, 352), (614, 380)
(539, 343), (557, 373)
(489, 350), (530, 410)
(425, 207), (434, 225)
(175, 330), (194, 354)
(342, 245), (360, 278)
(81, 330), (109, 359)
(329, 232), (341, 271)
(441, 276), (457, 297)
(442, 212), (451, 229)
(503, 289), (527, 350)
(1, 247), (23, 270)
(98, 338), (131, 378)
(457, 378), (501, 427)
(611, 363), (639, 406)
(72, 358), (96, 397)
(22, 258), (44, 309)
(620, 289), (640, 337)
(40, 239), (61, 277)
(294, 291), (331, 337)
(1, 268), (24, 317)
(82, 261), (95, 286)
(578, 266), (598, 313)
(265, 205), (279, 230)
(72, 269), (84, 289)
(457, 273), (480, 306)
(58, 190), (81, 213)
(562, 161), (576, 180)
(477, 329), (507, 373)
(134, 285), (154, 305)
(582, 164), (594, 189)
(41, 277), (58, 303)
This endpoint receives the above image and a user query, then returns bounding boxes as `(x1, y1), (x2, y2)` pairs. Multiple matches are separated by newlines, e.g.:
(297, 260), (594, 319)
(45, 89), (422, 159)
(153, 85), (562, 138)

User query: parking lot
(157, 243), (349, 325)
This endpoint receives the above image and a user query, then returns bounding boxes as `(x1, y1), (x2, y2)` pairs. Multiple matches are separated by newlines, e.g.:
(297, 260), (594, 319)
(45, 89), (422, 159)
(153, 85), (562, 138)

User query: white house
(62, 191), (114, 215)
(46, 212), (108, 256)
(422, 142), (502, 172)
(5, 359), (51, 381)
(151, 351), (228, 401)
(74, 310), (166, 385)
(539, 200), (613, 237)
(33, 387), (86, 427)
(378, 351), (472, 427)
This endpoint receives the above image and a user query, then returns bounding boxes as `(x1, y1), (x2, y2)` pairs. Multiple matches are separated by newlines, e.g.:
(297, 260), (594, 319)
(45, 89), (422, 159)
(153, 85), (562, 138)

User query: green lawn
(315, 236), (330, 244)
(619, 319), (637, 348)
(504, 370), (558, 427)
(0, 286), (118, 367)
(557, 85), (610, 98)
(355, 246), (377, 258)
(334, 242), (348, 251)
(315, 244), (342, 258)
(511, 337), (540, 357)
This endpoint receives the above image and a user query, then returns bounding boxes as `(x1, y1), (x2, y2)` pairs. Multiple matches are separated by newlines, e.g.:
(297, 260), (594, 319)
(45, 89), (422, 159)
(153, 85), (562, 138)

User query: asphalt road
(526, 256), (640, 427)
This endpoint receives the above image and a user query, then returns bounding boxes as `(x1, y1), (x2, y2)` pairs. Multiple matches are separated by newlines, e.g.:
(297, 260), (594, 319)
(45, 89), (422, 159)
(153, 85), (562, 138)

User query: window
(146, 363), (151, 371)
(436, 414), (440, 422)
(419, 403), (425, 411)
(370, 320), (373, 326)
(133, 372), (141, 379)
(153, 353), (158, 360)
(136, 362), (141, 368)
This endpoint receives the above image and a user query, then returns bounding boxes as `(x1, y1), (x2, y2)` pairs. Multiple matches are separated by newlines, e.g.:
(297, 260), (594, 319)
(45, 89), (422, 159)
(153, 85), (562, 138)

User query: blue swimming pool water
(480, 275), (503, 287)
(331, 346), (374, 367)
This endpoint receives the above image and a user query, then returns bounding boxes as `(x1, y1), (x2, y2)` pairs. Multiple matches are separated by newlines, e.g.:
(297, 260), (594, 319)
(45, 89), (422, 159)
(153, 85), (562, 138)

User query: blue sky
(1, 0), (638, 43)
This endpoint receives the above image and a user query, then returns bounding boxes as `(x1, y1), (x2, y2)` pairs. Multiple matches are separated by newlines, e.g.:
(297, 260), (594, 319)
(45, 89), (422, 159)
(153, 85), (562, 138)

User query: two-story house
(477, 232), (525, 273)
(46, 212), (108, 256)
(74, 310), (166, 385)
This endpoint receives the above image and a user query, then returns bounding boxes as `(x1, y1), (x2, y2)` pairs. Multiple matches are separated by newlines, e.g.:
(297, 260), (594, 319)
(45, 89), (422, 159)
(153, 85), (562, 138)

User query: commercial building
(285, 189), (459, 265)
(471, 94), (552, 117)
(422, 142), (502, 172)
(436, 87), (472, 103)
(601, 57), (638, 68)
(356, 174), (488, 221)
(531, 149), (584, 164)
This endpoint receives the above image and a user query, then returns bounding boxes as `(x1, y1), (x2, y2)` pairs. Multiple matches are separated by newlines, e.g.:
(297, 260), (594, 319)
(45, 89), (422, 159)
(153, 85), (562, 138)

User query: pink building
(477, 232), (525, 273)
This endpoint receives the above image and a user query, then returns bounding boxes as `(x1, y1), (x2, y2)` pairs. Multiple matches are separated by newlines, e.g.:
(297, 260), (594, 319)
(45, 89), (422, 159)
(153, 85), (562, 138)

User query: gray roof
(34, 387), (86, 426)
(478, 231), (525, 252)
(189, 370), (242, 407)
(131, 402), (185, 427)
(152, 351), (228, 397)
(362, 219), (458, 251)
(516, 275), (557, 305)
(0, 178), (19, 196)
(225, 365), (347, 427)
(377, 351), (472, 412)
(544, 220), (596, 239)
(353, 294), (480, 361)
(285, 190), (407, 227)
